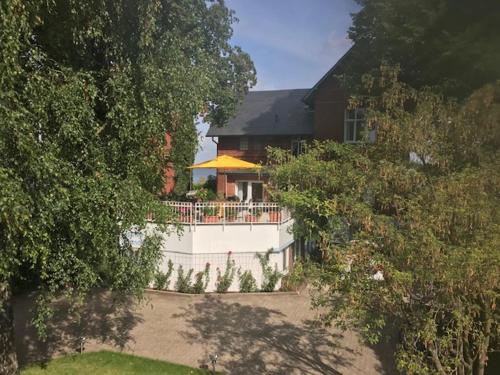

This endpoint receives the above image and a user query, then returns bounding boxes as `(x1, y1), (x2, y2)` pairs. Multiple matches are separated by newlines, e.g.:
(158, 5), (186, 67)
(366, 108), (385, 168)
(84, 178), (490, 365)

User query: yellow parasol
(188, 155), (261, 170)
(188, 155), (261, 197)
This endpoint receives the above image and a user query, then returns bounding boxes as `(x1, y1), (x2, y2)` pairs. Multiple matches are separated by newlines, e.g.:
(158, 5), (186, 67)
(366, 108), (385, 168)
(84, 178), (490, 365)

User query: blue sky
(194, 0), (358, 179)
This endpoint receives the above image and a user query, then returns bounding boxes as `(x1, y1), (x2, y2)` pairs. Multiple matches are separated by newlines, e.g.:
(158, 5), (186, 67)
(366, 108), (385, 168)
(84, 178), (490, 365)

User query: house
(152, 49), (362, 292)
(206, 48), (366, 201)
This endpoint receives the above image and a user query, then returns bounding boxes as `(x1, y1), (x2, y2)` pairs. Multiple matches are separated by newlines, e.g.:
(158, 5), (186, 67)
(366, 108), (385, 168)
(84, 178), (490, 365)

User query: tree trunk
(0, 281), (18, 375)
(430, 343), (447, 375)
(475, 318), (492, 375)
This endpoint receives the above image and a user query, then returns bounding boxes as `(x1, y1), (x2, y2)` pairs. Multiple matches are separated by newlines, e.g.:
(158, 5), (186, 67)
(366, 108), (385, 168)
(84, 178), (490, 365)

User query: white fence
(154, 201), (291, 225)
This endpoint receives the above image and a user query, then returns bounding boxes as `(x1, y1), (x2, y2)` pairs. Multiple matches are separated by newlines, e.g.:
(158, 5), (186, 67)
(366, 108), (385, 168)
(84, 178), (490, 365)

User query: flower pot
(202, 215), (219, 223)
(268, 212), (281, 223)
(245, 214), (258, 223)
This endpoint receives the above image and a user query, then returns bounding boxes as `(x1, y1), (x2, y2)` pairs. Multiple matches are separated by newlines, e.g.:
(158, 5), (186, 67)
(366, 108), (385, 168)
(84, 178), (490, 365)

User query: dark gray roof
(206, 89), (313, 137)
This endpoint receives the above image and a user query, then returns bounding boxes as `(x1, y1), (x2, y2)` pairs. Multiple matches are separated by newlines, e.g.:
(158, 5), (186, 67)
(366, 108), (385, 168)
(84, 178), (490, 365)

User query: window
(291, 139), (306, 156)
(239, 137), (249, 151)
(344, 109), (365, 143)
(236, 181), (263, 202)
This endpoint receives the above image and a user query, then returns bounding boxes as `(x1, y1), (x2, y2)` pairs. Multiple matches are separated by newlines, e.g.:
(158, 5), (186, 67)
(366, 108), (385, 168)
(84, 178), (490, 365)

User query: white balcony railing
(155, 201), (291, 225)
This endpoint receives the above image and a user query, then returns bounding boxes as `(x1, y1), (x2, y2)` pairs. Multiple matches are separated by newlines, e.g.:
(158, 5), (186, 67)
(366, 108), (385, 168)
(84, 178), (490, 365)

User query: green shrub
(195, 187), (217, 201)
(153, 260), (174, 290)
(238, 269), (257, 293)
(175, 265), (193, 293)
(215, 252), (236, 293)
(256, 250), (282, 292)
(192, 263), (210, 294)
(280, 260), (307, 291)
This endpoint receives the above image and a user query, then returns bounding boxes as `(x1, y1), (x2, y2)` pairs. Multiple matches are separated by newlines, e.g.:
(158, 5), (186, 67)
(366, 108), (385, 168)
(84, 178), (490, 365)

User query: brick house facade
(206, 48), (359, 201)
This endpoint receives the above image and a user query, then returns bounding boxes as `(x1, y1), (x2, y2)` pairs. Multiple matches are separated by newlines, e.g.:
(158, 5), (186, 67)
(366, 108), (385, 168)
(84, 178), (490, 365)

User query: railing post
(222, 202), (225, 230)
(189, 202), (193, 231)
(193, 202), (197, 231)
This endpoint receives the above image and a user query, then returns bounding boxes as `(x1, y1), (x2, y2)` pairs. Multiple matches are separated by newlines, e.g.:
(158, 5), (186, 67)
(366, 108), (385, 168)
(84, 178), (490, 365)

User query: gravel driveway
(14, 290), (396, 374)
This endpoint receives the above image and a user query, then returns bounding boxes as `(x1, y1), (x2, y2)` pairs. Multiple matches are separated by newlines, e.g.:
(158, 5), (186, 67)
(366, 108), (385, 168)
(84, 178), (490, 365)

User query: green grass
(21, 351), (213, 375)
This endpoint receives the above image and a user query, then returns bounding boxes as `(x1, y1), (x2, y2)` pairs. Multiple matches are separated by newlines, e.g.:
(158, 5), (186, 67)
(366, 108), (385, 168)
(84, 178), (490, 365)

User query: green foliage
(174, 266), (193, 294)
(237, 269), (257, 293)
(267, 71), (500, 374)
(280, 260), (308, 292)
(192, 263), (210, 294)
(215, 253), (236, 293)
(256, 250), (282, 292)
(193, 177), (218, 201)
(202, 206), (218, 216)
(348, 0), (500, 98)
(153, 260), (174, 290)
(0, 0), (255, 352)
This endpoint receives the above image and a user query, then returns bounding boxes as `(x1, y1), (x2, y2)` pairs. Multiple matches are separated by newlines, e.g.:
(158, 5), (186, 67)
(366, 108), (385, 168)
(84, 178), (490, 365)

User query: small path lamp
(208, 353), (218, 374)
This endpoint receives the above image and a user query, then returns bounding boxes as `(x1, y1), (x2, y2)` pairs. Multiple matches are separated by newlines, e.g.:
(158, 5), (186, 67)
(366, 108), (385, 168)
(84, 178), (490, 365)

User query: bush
(280, 260), (307, 291)
(195, 187), (217, 201)
(215, 252), (236, 293)
(192, 263), (210, 294)
(256, 250), (282, 292)
(238, 269), (257, 293)
(175, 265), (193, 293)
(153, 260), (174, 290)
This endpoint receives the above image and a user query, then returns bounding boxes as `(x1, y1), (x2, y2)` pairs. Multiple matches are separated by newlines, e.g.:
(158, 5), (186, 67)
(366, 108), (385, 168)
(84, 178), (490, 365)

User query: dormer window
(239, 137), (249, 151)
(344, 109), (365, 143)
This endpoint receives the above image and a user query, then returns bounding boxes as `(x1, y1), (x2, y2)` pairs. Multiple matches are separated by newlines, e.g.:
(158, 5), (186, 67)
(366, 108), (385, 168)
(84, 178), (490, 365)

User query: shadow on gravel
(173, 294), (396, 374)
(13, 290), (142, 368)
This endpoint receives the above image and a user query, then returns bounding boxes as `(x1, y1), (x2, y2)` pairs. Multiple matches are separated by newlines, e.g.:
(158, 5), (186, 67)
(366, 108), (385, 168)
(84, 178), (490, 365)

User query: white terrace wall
(146, 220), (294, 292)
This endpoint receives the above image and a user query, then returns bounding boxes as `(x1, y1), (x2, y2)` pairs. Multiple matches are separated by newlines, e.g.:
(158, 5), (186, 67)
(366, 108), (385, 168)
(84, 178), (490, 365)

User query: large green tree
(346, 0), (500, 98)
(267, 72), (499, 374)
(0, 0), (255, 372)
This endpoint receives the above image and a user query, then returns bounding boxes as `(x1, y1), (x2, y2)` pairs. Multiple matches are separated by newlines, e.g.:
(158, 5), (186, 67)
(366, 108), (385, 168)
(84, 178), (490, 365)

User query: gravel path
(14, 290), (396, 374)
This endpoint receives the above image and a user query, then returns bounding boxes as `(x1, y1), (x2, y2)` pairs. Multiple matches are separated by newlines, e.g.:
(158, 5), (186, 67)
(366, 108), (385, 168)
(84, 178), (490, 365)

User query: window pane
(345, 122), (355, 141)
(355, 120), (365, 141)
(242, 182), (248, 201)
(292, 139), (300, 156)
(346, 109), (356, 120)
(251, 182), (263, 201)
(299, 140), (306, 154)
(356, 109), (365, 120)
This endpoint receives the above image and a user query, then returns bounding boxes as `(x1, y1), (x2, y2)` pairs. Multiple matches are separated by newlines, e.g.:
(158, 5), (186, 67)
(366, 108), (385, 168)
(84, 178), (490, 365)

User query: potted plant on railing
(245, 207), (263, 223)
(224, 207), (238, 223)
(268, 209), (281, 223)
(202, 206), (219, 223)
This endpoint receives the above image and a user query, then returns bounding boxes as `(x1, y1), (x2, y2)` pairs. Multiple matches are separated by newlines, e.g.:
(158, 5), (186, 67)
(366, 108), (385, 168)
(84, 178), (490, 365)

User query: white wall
(192, 224), (282, 254)
(150, 220), (294, 292)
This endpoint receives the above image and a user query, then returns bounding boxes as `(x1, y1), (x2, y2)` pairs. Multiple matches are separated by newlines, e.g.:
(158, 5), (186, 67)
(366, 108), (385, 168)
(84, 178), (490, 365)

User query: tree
(267, 71), (499, 374)
(345, 0), (500, 98)
(0, 0), (255, 372)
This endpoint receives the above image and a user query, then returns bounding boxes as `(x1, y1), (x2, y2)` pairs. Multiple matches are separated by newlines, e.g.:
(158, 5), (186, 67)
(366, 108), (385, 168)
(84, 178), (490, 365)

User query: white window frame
(344, 108), (365, 143)
(291, 138), (306, 156)
(239, 137), (249, 151)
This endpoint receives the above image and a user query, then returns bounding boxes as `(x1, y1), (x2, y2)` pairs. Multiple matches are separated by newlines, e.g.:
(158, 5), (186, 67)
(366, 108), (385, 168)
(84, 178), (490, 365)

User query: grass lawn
(21, 351), (214, 375)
